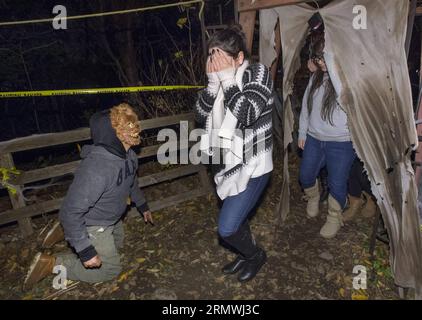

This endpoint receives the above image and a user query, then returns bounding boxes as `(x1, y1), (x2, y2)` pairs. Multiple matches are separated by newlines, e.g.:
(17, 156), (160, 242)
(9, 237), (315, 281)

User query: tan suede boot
(42, 221), (65, 248)
(304, 183), (320, 218)
(361, 191), (377, 218)
(24, 253), (56, 289)
(320, 195), (344, 239)
(343, 195), (364, 222)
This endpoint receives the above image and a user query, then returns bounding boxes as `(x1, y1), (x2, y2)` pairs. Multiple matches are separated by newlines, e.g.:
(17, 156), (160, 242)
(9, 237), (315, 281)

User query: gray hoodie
(299, 73), (351, 142)
(59, 110), (148, 262)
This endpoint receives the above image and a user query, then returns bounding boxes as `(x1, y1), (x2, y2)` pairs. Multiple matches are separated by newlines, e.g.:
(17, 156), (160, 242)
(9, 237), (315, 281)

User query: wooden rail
(237, 0), (312, 12)
(0, 113), (213, 237)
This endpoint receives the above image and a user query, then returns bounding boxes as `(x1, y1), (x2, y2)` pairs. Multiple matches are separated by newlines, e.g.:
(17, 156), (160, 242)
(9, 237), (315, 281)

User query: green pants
(55, 220), (124, 283)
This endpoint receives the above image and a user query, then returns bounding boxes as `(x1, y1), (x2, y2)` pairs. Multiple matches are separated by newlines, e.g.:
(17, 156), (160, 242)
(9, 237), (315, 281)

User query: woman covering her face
(298, 36), (356, 239)
(194, 25), (274, 282)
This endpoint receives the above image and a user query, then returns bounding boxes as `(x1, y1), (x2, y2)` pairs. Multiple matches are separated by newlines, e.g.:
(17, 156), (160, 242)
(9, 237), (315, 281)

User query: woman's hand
(307, 59), (318, 73)
(206, 56), (220, 94)
(206, 56), (216, 74)
(212, 49), (235, 72)
(298, 139), (306, 150)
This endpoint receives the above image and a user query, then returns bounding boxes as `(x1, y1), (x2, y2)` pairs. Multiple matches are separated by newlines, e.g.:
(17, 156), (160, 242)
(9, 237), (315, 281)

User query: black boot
(237, 248), (267, 282)
(222, 222), (266, 282)
(222, 255), (246, 275)
(221, 223), (251, 274)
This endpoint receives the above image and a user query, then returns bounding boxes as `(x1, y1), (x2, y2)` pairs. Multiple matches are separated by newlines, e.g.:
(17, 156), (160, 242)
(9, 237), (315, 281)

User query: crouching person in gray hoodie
(24, 103), (152, 288)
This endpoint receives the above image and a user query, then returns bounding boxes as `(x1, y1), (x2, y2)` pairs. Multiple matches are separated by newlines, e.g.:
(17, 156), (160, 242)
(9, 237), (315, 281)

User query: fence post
(0, 153), (33, 237)
(188, 115), (213, 192)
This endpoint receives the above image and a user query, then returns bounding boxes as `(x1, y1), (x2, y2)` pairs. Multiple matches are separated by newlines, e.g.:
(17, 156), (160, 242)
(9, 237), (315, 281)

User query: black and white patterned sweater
(195, 62), (274, 199)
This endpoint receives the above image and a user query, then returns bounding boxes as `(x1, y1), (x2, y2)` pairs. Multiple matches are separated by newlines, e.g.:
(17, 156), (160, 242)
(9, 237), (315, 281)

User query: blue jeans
(218, 173), (271, 237)
(299, 135), (355, 208)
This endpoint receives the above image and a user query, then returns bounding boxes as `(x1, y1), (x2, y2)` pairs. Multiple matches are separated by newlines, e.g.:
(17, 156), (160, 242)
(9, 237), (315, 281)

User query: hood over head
(89, 109), (127, 159)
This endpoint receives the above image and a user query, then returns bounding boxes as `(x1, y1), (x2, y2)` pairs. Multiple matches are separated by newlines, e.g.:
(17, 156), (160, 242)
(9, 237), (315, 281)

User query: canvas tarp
(259, 0), (422, 296)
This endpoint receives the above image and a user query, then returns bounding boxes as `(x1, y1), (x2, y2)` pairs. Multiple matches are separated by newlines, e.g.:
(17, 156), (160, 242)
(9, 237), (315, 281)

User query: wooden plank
(10, 139), (196, 185)
(0, 128), (90, 155)
(138, 164), (201, 188)
(205, 24), (229, 30)
(0, 198), (62, 226)
(0, 113), (195, 154)
(147, 186), (211, 212)
(239, 10), (257, 54)
(14, 161), (81, 185)
(0, 165), (210, 226)
(237, 0), (311, 12)
(136, 139), (195, 160)
(128, 186), (213, 218)
(0, 153), (33, 236)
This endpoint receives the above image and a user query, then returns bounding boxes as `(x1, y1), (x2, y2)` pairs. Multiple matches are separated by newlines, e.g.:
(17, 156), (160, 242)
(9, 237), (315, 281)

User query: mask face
(119, 118), (141, 147)
(110, 104), (142, 148)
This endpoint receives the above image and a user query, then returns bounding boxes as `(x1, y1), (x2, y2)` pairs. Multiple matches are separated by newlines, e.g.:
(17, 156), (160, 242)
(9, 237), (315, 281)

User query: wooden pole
(234, 0), (239, 24)
(406, 0), (417, 58)
(420, 18), (422, 88)
(271, 19), (282, 82)
(0, 153), (33, 237)
(239, 10), (256, 54)
(200, 3), (207, 65)
(238, 0), (312, 12)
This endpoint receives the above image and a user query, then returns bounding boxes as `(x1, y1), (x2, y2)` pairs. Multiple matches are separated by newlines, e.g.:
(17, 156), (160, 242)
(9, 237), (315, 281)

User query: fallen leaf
(110, 285), (119, 293)
(21, 248), (29, 259)
(352, 293), (369, 300)
(118, 269), (135, 282)
(118, 272), (129, 282)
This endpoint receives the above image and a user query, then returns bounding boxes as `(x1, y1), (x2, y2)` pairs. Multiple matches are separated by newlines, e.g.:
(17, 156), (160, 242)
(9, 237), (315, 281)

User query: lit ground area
(0, 153), (398, 300)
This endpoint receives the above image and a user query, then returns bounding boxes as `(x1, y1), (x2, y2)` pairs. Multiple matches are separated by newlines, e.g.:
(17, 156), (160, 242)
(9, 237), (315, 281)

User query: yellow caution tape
(0, 85), (205, 98)
(0, 0), (204, 27)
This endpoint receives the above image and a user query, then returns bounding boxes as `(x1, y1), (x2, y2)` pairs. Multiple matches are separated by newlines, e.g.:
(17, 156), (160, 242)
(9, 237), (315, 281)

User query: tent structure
(237, 0), (422, 298)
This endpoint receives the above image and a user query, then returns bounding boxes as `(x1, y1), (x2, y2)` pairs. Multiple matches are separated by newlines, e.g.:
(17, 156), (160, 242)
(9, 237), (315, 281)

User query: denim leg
(348, 159), (363, 198)
(218, 173), (270, 237)
(325, 141), (356, 208)
(299, 135), (326, 189)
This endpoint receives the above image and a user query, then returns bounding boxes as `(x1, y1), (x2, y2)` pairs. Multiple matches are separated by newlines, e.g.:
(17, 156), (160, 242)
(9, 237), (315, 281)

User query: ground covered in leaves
(0, 153), (399, 300)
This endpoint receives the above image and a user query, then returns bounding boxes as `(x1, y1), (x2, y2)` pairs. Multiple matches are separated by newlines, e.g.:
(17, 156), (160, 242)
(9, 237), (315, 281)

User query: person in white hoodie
(194, 25), (274, 282)
(298, 36), (356, 239)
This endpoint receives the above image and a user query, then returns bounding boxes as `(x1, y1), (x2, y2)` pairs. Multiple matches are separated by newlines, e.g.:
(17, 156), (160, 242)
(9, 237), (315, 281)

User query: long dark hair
(207, 24), (250, 59)
(307, 37), (337, 125)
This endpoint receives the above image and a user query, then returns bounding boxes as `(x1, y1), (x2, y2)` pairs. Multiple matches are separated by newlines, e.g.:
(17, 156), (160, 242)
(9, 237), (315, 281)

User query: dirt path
(0, 154), (398, 300)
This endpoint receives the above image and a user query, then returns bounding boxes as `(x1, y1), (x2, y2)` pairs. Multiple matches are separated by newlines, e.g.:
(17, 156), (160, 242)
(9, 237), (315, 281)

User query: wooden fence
(0, 113), (213, 237)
